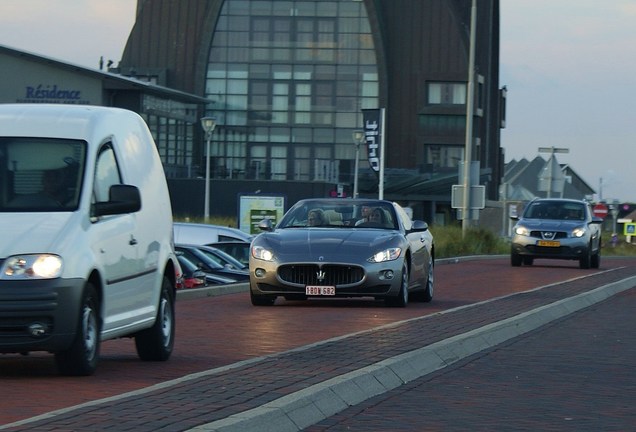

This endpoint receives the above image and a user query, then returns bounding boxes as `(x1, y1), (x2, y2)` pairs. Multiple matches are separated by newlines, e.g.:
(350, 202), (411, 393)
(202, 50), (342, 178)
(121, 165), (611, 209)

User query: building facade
(0, 45), (205, 179)
(118, 0), (504, 220)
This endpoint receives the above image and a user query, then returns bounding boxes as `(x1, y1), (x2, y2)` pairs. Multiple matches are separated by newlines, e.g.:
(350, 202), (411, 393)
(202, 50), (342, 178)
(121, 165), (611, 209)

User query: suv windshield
(0, 138), (86, 212)
(524, 200), (586, 221)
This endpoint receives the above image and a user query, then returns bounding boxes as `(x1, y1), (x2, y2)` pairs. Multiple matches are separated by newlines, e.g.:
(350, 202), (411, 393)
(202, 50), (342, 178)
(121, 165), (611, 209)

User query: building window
(426, 145), (464, 170)
(428, 82), (466, 105)
(205, 0), (379, 182)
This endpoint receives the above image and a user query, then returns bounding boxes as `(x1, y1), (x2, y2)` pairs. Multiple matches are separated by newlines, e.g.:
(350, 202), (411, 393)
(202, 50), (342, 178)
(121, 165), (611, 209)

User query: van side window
(93, 144), (122, 202)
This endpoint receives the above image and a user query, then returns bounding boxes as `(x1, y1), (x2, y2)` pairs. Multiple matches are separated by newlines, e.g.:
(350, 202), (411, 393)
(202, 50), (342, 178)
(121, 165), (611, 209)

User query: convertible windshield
(278, 200), (398, 229)
(0, 138), (86, 212)
(524, 201), (586, 221)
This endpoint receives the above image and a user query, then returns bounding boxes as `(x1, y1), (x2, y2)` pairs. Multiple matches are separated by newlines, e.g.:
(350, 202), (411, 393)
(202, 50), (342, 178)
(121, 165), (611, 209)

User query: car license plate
(305, 286), (335, 296)
(537, 240), (560, 247)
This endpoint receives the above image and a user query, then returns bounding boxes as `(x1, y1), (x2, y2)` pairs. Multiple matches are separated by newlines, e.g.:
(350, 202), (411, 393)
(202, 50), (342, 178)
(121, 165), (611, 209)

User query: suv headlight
(572, 227), (586, 238)
(514, 226), (530, 236)
(0, 254), (63, 280)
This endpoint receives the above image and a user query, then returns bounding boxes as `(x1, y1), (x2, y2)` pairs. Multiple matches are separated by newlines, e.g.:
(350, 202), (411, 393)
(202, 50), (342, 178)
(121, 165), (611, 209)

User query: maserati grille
(278, 264), (364, 286)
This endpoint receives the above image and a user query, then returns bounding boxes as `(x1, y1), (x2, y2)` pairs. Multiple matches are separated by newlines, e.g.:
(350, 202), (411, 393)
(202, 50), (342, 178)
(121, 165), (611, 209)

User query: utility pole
(461, 0), (477, 237)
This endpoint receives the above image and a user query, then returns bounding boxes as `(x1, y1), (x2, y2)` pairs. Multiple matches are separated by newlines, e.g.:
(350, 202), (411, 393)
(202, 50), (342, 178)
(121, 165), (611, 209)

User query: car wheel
(411, 256), (434, 303)
(579, 246), (592, 269)
(523, 257), (534, 266)
(250, 289), (276, 306)
(54, 282), (101, 376)
(511, 252), (522, 267)
(591, 247), (601, 269)
(386, 262), (409, 307)
(135, 276), (175, 361)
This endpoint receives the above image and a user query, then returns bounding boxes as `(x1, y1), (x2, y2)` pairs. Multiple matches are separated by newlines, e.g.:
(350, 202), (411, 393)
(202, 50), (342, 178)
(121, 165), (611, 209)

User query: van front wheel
(135, 276), (175, 361)
(55, 282), (101, 376)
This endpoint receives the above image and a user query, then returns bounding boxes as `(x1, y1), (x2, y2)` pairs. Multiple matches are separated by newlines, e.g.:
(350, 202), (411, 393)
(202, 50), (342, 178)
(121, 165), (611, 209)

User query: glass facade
(141, 95), (199, 178)
(205, 0), (379, 181)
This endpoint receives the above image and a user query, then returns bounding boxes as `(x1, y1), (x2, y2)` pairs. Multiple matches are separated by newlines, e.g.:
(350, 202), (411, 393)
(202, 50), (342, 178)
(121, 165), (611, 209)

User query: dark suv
(510, 198), (602, 269)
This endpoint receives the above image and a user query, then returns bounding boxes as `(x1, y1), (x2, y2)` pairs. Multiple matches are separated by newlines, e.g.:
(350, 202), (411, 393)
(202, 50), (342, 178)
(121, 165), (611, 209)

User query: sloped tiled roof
(502, 156), (594, 201)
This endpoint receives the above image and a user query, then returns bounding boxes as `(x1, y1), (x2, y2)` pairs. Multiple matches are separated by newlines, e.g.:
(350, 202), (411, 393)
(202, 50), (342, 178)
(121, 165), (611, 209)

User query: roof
(0, 44), (207, 104)
(502, 156), (595, 201)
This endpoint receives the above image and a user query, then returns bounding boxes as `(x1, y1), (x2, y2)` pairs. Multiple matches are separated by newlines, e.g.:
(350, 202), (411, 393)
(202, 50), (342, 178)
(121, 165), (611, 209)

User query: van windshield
(0, 138), (86, 212)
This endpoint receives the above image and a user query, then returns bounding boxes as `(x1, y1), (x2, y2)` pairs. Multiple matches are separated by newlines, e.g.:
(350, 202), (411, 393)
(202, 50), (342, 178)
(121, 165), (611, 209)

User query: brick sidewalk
(307, 287), (636, 431)
(3, 265), (635, 432)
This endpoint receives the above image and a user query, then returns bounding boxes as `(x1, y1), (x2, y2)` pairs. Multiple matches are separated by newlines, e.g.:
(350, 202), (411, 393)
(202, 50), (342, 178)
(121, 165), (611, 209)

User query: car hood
(258, 228), (401, 263)
(0, 212), (75, 257)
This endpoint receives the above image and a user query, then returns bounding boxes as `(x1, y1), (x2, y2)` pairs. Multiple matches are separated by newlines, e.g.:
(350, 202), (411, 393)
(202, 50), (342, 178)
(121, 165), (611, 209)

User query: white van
(0, 104), (180, 375)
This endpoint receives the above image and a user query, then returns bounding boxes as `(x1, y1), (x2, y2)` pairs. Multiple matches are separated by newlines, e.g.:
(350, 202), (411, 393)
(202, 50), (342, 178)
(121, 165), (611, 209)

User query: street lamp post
(201, 116), (216, 220)
(352, 130), (364, 198)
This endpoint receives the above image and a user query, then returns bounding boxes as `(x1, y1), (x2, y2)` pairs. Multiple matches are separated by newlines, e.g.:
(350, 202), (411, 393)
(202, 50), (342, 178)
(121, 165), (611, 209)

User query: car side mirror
(92, 184), (141, 217)
(410, 220), (429, 232)
(258, 218), (274, 232)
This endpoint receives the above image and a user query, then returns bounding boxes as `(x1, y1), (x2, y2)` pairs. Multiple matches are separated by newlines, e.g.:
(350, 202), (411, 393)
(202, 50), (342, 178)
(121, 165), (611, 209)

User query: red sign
(593, 203), (608, 218)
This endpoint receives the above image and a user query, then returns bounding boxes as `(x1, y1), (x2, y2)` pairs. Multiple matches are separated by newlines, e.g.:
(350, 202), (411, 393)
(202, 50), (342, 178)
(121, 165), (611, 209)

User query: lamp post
(201, 116), (216, 220)
(352, 130), (364, 198)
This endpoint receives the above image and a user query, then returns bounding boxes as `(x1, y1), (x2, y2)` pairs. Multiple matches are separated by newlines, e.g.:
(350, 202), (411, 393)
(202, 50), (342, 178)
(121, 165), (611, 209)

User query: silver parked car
(510, 198), (602, 269)
(249, 198), (434, 307)
(173, 222), (253, 244)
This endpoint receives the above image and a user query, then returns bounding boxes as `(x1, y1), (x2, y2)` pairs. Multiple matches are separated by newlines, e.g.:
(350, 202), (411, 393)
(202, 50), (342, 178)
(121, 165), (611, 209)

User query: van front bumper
(0, 278), (85, 354)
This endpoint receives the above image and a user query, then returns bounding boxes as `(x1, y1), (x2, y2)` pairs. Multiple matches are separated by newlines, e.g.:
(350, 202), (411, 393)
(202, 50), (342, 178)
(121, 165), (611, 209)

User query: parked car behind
(510, 198), (602, 269)
(175, 253), (208, 289)
(176, 244), (249, 282)
(176, 252), (237, 286)
(207, 241), (251, 267)
(174, 222), (252, 244)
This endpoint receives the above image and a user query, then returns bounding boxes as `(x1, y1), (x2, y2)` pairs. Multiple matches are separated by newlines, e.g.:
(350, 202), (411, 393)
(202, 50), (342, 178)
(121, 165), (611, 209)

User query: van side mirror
(92, 184), (141, 217)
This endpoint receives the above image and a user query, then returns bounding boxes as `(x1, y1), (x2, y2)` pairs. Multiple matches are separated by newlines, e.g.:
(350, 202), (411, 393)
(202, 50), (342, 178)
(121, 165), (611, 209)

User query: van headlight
(0, 254), (63, 279)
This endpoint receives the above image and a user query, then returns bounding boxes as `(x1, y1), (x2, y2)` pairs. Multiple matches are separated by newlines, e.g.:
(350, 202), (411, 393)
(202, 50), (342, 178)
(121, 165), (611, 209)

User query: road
(1, 256), (635, 430)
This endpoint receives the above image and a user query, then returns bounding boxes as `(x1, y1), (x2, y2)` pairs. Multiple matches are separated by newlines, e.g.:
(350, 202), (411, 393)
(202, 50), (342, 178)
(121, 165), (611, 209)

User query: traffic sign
(593, 203), (609, 218)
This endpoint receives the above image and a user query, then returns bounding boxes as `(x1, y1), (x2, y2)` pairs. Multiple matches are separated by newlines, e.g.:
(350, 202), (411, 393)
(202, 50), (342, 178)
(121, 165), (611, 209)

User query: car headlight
(572, 227), (586, 238)
(514, 226), (530, 236)
(368, 247), (402, 263)
(251, 245), (274, 262)
(0, 254), (63, 280)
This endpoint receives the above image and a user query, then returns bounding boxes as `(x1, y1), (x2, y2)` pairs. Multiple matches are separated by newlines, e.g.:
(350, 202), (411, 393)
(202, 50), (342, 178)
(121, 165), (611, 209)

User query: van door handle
(129, 236), (138, 246)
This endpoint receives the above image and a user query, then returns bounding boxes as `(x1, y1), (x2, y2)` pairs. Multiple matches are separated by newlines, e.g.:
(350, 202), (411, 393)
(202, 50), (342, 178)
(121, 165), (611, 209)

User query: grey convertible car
(249, 198), (434, 307)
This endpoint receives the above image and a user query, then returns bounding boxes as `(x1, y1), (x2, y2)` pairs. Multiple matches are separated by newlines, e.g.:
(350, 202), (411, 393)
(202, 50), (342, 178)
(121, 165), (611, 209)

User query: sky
(0, 0), (634, 202)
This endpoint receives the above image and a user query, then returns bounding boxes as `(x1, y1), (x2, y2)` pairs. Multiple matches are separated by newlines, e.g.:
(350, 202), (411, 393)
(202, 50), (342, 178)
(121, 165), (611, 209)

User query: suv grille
(531, 230), (568, 239)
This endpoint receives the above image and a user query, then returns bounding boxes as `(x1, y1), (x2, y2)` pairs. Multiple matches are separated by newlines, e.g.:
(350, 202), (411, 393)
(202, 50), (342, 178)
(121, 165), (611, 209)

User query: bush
(433, 225), (509, 259)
